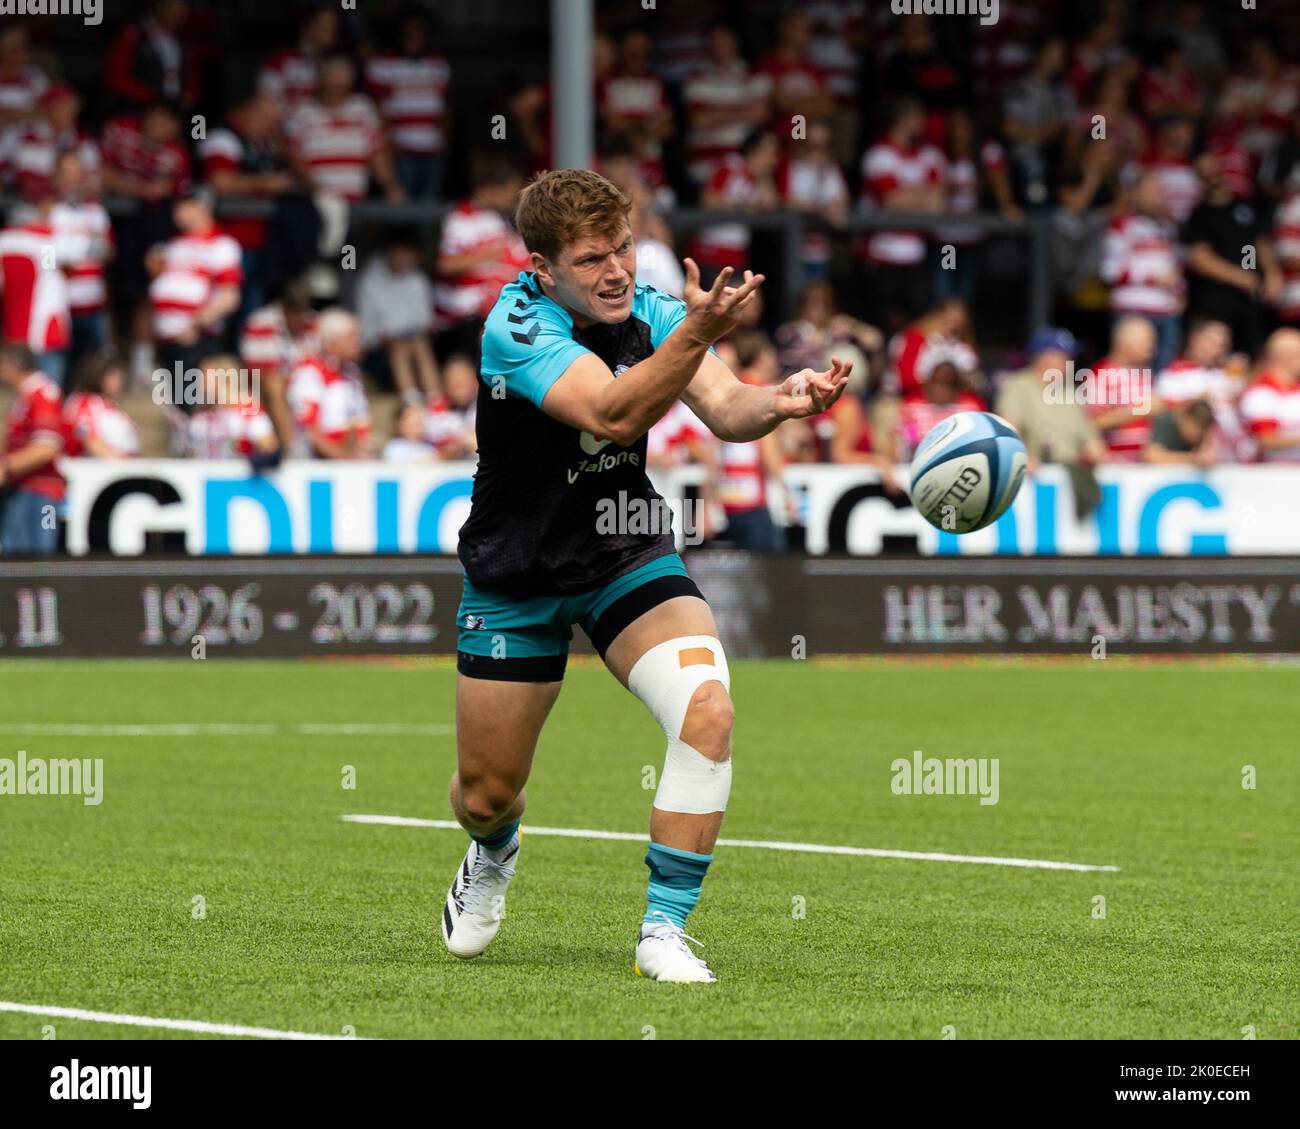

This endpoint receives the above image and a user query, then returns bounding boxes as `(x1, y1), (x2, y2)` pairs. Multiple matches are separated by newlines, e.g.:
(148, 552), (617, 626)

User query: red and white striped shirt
(287, 95), (383, 201)
(4, 371), (65, 500)
(50, 200), (113, 317)
(101, 115), (191, 196)
(63, 391), (139, 458)
(1272, 191), (1300, 321)
(239, 303), (318, 374)
(858, 140), (944, 265)
(288, 356), (371, 455)
(258, 49), (323, 112)
(690, 156), (762, 270)
(778, 156), (848, 266)
(182, 404), (275, 459)
(683, 63), (771, 183)
(896, 392), (986, 460)
(434, 199), (531, 327)
(365, 53), (451, 156)
(648, 401), (712, 467)
(598, 72), (669, 128)
(886, 328), (977, 398)
(1088, 355), (1154, 461)
(1240, 371), (1300, 462)
(0, 220), (71, 351)
(149, 228), (243, 342)
(1135, 154), (1201, 225)
(13, 123), (100, 202)
(424, 395), (476, 457)
(1100, 211), (1184, 317)
(0, 64), (48, 187)
(1155, 357), (1252, 463)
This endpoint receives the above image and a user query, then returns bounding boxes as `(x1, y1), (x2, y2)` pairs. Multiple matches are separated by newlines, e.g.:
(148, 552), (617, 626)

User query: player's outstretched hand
(774, 356), (852, 419)
(681, 258), (765, 345)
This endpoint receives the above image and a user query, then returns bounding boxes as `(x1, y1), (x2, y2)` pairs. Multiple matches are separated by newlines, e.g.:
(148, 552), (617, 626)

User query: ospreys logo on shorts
(464, 615), (486, 630)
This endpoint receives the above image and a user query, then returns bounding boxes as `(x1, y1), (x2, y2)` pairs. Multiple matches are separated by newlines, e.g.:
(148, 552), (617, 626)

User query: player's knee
(680, 681), (733, 763)
(459, 776), (517, 826)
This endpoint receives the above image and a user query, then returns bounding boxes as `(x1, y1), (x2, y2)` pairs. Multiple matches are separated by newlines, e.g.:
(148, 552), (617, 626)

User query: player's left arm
(681, 350), (852, 443)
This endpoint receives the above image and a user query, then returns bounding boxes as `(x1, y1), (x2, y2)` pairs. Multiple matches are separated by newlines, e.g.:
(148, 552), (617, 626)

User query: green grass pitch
(0, 658), (1296, 1040)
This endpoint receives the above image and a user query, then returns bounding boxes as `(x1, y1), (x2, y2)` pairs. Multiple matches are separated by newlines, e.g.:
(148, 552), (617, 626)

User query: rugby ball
(908, 411), (1027, 533)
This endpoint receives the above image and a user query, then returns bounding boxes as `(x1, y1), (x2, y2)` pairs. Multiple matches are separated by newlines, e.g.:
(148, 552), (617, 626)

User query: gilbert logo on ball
(908, 411), (1028, 533)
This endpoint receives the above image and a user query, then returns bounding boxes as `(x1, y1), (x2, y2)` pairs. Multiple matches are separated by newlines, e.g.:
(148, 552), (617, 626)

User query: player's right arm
(539, 261), (763, 446)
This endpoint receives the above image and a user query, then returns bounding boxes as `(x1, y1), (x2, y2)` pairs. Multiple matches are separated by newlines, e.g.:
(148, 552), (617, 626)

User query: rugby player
(443, 168), (848, 981)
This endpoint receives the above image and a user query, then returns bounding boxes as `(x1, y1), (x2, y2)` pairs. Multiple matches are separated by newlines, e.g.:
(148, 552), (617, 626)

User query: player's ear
(531, 252), (555, 287)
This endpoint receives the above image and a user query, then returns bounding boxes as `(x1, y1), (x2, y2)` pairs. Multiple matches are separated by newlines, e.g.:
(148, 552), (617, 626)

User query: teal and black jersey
(457, 271), (693, 596)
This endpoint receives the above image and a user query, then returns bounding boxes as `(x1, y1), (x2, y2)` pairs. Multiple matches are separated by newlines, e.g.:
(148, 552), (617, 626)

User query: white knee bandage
(627, 634), (732, 815)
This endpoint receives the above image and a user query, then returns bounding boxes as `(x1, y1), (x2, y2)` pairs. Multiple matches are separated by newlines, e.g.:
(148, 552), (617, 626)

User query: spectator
(63, 350), (140, 458)
(778, 119), (849, 282)
(105, 0), (198, 113)
(757, 10), (833, 126)
(258, 5), (340, 114)
(880, 13), (967, 123)
(775, 280), (882, 395)
(1088, 315), (1162, 462)
(286, 55), (403, 204)
(1143, 399), (1219, 467)
(0, 26), (49, 188)
(598, 29), (673, 158)
(240, 278), (318, 447)
(1002, 36), (1074, 208)
(177, 354), (279, 467)
(893, 359), (987, 464)
(682, 24), (771, 186)
(628, 184), (683, 298)
(425, 353), (478, 460)
(382, 401), (436, 465)
(1183, 146), (1283, 356)
(1064, 65), (1146, 179)
(364, 11), (453, 201)
(885, 297), (975, 400)
(1240, 327), (1300, 462)
(1216, 36), (1298, 161)
(0, 342), (64, 555)
(995, 327), (1108, 481)
(358, 230), (438, 403)
(691, 128), (780, 283)
(0, 189), (72, 385)
(716, 331), (785, 550)
(1156, 317), (1252, 463)
(1272, 179), (1300, 328)
(100, 100), (190, 384)
(934, 108), (1021, 303)
(13, 83), (101, 204)
(199, 91), (297, 317)
(495, 75), (551, 177)
(1134, 115), (1201, 226)
(287, 308), (372, 459)
(1101, 170), (1184, 371)
(1138, 38), (1201, 122)
(433, 158), (528, 343)
(49, 151), (114, 368)
(148, 187), (243, 397)
(857, 98), (945, 330)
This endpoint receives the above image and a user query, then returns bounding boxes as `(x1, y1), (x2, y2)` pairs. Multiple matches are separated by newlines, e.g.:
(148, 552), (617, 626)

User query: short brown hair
(515, 168), (631, 262)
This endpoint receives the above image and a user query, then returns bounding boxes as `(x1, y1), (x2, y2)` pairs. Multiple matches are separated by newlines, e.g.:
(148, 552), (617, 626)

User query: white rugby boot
(441, 829), (520, 959)
(634, 911), (717, 983)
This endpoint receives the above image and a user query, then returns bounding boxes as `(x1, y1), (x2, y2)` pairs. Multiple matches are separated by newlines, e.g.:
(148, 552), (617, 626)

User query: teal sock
(643, 842), (713, 929)
(473, 819), (519, 851)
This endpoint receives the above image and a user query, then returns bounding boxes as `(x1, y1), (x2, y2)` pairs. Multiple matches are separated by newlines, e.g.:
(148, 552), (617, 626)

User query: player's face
(543, 226), (636, 327)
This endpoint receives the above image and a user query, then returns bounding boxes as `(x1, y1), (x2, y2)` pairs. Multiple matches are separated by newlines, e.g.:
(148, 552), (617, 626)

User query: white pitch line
(342, 814), (1121, 872)
(0, 723), (454, 737)
(0, 1001), (362, 1041)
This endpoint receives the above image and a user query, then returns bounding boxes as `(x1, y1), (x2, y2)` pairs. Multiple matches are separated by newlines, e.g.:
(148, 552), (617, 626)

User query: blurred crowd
(4, 0), (1300, 554)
